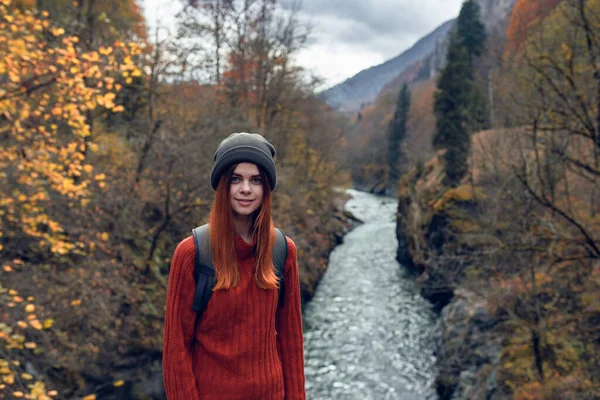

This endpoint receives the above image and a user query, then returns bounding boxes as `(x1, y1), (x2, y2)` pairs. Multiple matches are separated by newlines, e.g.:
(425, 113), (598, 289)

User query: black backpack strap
(273, 228), (288, 308)
(191, 224), (215, 317)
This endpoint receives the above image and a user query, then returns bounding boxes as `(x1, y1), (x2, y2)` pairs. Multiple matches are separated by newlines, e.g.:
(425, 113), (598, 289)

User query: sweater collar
(234, 232), (256, 260)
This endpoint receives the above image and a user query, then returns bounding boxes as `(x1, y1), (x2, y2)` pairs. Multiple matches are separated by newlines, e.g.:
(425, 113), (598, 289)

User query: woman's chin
(233, 207), (257, 217)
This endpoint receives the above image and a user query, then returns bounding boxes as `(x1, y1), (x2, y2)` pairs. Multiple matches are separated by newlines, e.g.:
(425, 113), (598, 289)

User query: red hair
(208, 165), (279, 291)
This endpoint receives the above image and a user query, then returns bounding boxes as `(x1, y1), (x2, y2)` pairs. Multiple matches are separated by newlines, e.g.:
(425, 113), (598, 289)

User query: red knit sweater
(162, 232), (306, 400)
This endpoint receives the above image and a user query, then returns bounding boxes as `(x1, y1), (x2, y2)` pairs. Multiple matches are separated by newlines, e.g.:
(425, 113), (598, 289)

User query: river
(302, 189), (438, 400)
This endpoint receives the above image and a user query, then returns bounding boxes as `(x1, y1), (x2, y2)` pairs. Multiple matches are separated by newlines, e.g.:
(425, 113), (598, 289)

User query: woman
(162, 132), (306, 400)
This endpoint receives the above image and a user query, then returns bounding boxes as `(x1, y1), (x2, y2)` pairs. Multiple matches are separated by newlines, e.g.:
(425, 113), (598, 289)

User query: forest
(1, 0), (352, 398)
(1, 0), (599, 399)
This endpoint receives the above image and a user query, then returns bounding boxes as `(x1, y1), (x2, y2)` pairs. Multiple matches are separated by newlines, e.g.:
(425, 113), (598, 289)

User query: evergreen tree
(456, 0), (486, 59)
(433, 0), (486, 186)
(433, 34), (472, 186)
(387, 83), (411, 186)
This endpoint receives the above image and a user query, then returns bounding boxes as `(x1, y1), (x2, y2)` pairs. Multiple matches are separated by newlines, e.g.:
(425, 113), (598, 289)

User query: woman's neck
(232, 214), (254, 243)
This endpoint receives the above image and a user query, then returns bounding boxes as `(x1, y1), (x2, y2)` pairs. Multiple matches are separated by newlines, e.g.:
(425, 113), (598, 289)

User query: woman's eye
(231, 176), (240, 183)
(251, 178), (262, 184)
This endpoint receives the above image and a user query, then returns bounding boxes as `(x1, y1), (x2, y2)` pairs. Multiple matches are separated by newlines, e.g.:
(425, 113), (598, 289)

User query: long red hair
(208, 164), (279, 291)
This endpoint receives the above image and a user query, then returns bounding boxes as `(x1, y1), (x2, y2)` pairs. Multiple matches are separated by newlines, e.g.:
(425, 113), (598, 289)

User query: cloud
(283, 0), (464, 87)
(142, 0), (465, 88)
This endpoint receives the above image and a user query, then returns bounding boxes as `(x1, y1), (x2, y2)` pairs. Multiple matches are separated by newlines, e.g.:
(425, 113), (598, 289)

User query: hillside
(321, 0), (518, 114)
(319, 19), (454, 114)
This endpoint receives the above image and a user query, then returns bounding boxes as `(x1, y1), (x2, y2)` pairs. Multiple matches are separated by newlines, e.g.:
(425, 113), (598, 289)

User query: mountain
(321, 0), (518, 114)
(319, 19), (455, 114)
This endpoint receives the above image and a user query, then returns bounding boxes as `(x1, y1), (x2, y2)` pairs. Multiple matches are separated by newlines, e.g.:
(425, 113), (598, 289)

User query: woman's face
(229, 162), (265, 217)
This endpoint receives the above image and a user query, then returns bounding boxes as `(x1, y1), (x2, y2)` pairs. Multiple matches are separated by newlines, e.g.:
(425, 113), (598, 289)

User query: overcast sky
(142, 0), (464, 89)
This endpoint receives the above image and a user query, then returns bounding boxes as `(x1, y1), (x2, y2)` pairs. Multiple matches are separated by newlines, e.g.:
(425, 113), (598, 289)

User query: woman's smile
(236, 198), (254, 206)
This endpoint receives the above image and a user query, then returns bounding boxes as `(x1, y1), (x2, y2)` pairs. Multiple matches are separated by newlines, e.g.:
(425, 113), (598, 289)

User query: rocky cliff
(394, 148), (505, 399)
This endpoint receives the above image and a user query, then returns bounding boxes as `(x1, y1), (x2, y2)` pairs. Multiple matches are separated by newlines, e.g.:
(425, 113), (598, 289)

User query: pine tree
(387, 83), (411, 186)
(456, 0), (486, 60)
(433, 0), (486, 186)
(433, 34), (472, 186)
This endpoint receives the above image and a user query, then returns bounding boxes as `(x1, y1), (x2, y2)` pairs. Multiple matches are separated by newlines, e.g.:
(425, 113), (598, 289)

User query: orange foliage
(0, 0), (142, 255)
(505, 0), (562, 55)
(406, 79), (436, 162)
(0, 1), (143, 397)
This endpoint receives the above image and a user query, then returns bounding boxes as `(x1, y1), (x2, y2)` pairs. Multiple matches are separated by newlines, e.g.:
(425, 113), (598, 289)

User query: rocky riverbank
(394, 153), (503, 399)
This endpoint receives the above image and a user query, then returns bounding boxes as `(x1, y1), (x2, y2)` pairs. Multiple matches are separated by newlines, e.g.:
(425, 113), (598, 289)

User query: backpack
(191, 224), (288, 319)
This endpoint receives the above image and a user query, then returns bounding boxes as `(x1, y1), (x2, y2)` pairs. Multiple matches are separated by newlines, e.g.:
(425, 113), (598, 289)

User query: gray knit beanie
(210, 132), (277, 191)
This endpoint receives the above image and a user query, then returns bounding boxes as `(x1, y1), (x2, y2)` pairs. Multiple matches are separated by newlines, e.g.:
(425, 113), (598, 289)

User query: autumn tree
(0, 0), (142, 397)
(477, 0), (600, 396)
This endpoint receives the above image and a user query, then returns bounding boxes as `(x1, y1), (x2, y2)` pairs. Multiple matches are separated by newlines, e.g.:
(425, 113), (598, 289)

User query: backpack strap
(191, 224), (214, 317)
(273, 228), (288, 308)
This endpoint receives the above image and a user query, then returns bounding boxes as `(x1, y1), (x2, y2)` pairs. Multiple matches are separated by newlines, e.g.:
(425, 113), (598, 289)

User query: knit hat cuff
(210, 145), (277, 190)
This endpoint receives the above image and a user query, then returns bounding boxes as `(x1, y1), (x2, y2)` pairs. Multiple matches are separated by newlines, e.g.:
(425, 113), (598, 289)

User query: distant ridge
(319, 19), (455, 114)
(320, 0), (518, 114)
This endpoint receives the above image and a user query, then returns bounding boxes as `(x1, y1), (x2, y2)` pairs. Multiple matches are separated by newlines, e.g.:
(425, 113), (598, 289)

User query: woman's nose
(241, 180), (251, 192)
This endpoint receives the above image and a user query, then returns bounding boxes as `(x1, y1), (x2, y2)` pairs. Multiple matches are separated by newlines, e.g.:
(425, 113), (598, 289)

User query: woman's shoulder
(283, 235), (297, 266)
(284, 236), (297, 253)
(171, 235), (196, 270)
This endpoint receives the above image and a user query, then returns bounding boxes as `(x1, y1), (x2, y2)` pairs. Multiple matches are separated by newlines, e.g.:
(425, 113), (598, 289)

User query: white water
(303, 190), (438, 400)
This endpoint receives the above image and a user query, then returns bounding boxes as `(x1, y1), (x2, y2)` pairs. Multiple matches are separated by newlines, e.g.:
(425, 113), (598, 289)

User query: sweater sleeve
(276, 238), (306, 400)
(162, 236), (201, 400)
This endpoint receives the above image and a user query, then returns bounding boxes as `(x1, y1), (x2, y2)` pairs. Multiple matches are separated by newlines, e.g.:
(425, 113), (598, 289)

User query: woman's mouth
(237, 199), (254, 206)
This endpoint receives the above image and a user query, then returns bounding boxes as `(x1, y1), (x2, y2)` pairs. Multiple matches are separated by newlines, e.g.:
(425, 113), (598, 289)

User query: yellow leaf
(3, 265), (12, 272)
(101, 232), (109, 241)
(25, 304), (35, 313)
(98, 46), (112, 55)
(8, 289), (17, 295)
(13, 391), (23, 398)
(48, 390), (58, 397)
(17, 321), (27, 329)
(113, 380), (124, 387)
(21, 373), (33, 380)
(8, 71), (19, 83)
(43, 319), (54, 329)
(13, 296), (23, 303)
(30, 319), (42, 330)
(24, 342), (36, 349)
(71, 299), (81, 306)
(83, 395), (97, 400)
